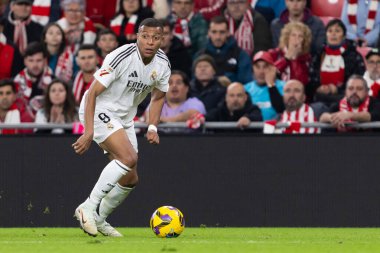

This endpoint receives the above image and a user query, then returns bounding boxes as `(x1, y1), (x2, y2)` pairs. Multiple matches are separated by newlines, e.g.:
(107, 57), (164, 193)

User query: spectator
(168, 0), (208, 55)
(341, 0), (380, 48)
(195, 16), (252, 84)
(190, 54), (226, 111)
(320, 75), (380, 131)
(309, 19), (366, 106)
(31, 0), (62, 26)
(56, 0), (97, 79)
(110, 0), (154, 45)
(14, 42), (53, 116)
(206, 82), (262, 130)
(35, 79), (77, 134)
(159, 19), (192, 77)
(271, 0), (325, 54)
(194, 0), (226, 21)
(96, 29), (119, 66)
(363, 48), (380, 99)
(41, 23), (73, 83)
(3, 0), (44, 54)
(277, 79), (319, 134)
(0, 15), (23, 79)
(72, 45), (99, 105)
(0, 79), (21, 134)
(225, 0), (272, 56)
(245, 51), (285, 120)
(159, 70), (206, 124)
(56, 0), (97, 48)
(269, 22), (311, 92)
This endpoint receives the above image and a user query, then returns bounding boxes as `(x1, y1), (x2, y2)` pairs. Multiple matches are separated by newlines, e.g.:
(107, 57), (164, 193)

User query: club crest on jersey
(99, 67), (113, 77)
(150, 70), (158, 81)
(107, 122), (114, 130)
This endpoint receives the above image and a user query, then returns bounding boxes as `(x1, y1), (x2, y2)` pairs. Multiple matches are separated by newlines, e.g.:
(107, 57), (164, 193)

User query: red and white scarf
(142, 0), (153, 8)
(280, 104), (319, 134)
(363, 71), (380, 97)
(72, 70), (96, 104)
(173, 13), (192, 47)
(31, 0), (51, 26)
(339, 96), (370, 113)
(320, 45), (346, 87)
(347, 0), (379, 34)
(110, 14), (138, 36)
(14, 67), (53, 100)
(8, 12), (31, 54)
(55, 45), (75, 83)
(56, 17), (97, 45)
(225, 9), (254, 56)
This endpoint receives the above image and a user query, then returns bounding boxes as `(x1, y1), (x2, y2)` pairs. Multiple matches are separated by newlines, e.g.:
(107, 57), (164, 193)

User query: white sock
(84, 160), (130, 210)
(97, 183), (134, 223)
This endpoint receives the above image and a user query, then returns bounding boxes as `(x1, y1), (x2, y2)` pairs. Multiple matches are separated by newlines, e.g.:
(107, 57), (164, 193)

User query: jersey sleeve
(93, 46), (129, 88)
(155, 65), (171, 93)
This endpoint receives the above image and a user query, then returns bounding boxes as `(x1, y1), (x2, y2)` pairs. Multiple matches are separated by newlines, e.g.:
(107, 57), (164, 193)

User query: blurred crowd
(0, 0), (380, 134)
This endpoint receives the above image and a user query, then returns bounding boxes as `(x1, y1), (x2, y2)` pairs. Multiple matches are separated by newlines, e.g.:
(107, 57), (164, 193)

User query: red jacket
(269, 48), (311, 86)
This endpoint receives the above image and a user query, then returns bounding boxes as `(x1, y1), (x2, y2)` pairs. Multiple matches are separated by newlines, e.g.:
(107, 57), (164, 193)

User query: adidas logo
(128, 71), (138, 78)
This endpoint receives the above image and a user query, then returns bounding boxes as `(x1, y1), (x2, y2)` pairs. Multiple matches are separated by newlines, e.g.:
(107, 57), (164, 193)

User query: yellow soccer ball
(150, 206), (185, 238)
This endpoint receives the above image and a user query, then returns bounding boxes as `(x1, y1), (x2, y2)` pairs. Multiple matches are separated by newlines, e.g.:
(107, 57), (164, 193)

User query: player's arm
(146, 87), (166, 144)
(72, 80), (106, 155)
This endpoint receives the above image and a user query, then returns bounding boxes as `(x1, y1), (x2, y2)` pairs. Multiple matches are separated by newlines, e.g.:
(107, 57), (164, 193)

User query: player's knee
(117, 153), (138, 168)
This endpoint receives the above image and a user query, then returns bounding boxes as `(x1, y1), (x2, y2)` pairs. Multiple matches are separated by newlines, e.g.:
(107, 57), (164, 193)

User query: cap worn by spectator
(10, 0), (34, 4)
(253, 51), (274, 65)
(366, 48), (380, 59)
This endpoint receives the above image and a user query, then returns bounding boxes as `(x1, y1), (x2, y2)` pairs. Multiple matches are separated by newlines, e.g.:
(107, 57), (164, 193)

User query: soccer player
(72, 18), (170, 237)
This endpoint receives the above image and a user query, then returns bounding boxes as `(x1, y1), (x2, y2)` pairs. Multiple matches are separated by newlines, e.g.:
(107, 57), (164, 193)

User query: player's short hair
(0, 79), (17, 93)
(96, 29), (117, 43)
(347, 74), (369, 91)
(209, 16), (229, 28)
(76, 44), (97, 56)
(24, 42), (47, 58)
(61, 0), (86, 11)
(157, 19), (174, 31)
(138, 18), (163, 32)
(325, 18), (346, 36)
(171, 70), (190, 87)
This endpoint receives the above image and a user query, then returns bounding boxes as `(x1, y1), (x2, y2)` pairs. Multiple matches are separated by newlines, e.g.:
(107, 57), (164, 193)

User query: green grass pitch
(1, 228), (380, 253)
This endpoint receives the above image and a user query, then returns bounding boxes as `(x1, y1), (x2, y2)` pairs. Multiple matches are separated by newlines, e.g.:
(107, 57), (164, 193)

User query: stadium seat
(311, 0), (344, 18)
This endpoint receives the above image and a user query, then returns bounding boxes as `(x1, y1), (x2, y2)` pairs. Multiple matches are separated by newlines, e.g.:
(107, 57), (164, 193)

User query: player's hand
(72, 133), (93, 155)
(146, 130), (159, 145)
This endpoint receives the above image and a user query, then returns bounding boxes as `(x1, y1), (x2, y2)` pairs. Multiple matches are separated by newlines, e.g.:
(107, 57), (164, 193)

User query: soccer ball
(150, 206), (185, 238)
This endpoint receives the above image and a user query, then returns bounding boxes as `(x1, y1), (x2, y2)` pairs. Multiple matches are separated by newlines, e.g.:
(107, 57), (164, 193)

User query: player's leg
(75, 127), (136, 236)
(95, 127), (139, 236)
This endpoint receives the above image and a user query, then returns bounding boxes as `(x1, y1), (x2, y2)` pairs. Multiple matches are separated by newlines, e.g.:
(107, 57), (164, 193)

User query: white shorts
(79, 107), (138, 153)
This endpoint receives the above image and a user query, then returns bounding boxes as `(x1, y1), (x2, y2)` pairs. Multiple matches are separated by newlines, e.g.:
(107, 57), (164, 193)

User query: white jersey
(91, 43), (171, 124)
